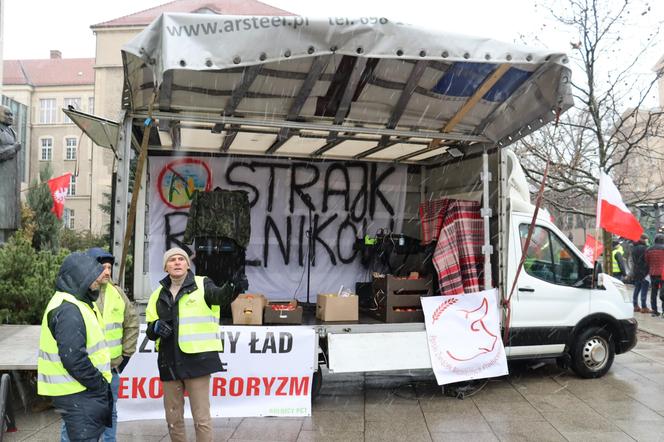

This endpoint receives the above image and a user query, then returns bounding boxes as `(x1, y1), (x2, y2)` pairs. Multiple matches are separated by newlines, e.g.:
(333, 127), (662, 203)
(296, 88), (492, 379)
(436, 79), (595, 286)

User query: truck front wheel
(571, 326), (615, 378)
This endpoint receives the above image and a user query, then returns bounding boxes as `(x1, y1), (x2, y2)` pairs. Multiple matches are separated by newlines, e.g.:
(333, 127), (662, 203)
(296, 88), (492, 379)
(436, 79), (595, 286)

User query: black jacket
(46, 252), (112, 440)
(631, 241), (649, 281)
(146, 271), (234, 381)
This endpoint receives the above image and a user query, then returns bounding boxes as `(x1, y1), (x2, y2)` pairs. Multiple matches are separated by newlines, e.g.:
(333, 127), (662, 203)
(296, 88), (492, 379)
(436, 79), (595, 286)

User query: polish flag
(581, 234), (604, 262)
(46, 173), (72, 220)
(596, 171), (643, 241)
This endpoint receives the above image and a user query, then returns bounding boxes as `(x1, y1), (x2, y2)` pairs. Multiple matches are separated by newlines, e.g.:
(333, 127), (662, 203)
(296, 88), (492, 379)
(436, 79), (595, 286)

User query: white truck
(67, 13), (636, 389)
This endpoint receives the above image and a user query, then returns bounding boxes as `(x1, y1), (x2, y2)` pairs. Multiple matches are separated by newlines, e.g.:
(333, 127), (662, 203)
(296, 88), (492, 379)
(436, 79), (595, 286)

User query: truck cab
(507, 210), (637, 377)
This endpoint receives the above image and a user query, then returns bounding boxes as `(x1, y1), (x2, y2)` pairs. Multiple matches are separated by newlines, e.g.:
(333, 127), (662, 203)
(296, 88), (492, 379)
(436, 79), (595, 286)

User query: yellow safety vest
(146, 275), (221, 353)
(37, 292), (111, 396)
(612, 245), (624, 273)
(102, 283), (126, 359)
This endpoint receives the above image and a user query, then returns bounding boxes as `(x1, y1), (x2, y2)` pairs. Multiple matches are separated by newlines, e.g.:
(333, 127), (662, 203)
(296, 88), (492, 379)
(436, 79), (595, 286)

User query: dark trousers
(633, 279), (650, 308)
(651, 276), (664, 313)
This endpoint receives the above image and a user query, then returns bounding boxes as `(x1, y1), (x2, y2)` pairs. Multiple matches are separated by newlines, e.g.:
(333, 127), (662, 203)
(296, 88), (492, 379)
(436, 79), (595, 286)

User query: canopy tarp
(120, 13), (573, 163)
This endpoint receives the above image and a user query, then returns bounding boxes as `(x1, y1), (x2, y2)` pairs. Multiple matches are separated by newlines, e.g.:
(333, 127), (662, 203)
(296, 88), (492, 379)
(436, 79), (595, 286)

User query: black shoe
(652, 312), (660, 317)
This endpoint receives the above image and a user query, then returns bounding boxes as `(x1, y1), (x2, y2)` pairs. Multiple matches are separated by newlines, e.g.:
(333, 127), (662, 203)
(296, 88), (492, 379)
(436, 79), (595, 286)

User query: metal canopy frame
(117, 14), (572, 166)
(126, 60), (568, 164)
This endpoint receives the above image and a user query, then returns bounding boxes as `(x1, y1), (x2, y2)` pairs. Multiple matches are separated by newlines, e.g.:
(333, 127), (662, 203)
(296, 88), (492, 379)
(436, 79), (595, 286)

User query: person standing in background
(645, 234), (664, 317)
(631, 234), (650, 313)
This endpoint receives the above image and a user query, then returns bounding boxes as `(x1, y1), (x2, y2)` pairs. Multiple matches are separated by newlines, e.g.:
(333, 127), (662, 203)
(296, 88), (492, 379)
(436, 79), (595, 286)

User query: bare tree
(513, 0), (663, 268)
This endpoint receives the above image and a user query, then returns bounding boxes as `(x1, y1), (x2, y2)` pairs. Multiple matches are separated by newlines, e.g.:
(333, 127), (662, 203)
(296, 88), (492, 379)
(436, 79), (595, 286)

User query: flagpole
(592, 172), (604, 288)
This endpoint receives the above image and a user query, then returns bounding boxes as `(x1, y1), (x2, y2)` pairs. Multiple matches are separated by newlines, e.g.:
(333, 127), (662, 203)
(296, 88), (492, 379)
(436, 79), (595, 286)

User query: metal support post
(481, 149), (493, 289)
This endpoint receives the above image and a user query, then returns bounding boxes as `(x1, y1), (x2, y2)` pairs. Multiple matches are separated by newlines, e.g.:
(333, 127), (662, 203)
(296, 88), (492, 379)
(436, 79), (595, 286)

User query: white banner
(421, 289), (508, 385)
(147, 156), (407, 300)
(117, 325), (317, 420)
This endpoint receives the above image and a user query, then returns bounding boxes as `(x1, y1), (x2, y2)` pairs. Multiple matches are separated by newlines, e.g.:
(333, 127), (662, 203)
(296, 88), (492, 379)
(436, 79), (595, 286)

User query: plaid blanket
(419, 199), (483, 295)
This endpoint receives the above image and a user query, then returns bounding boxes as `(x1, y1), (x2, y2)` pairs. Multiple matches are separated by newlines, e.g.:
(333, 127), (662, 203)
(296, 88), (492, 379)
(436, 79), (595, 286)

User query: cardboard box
(231, 294), (267, 325)
(263, 300), (303, 324)
(316, 294), (359, 322)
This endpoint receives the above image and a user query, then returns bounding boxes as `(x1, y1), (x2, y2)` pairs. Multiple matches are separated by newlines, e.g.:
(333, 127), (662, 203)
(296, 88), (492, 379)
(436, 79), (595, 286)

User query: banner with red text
(117, 325), (316, 420)
(421, 289), (508, 385)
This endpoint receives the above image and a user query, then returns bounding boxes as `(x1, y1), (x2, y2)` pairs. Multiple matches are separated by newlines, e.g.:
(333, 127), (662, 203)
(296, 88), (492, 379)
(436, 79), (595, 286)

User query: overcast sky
(2, 0), (663, 103)
(1, 0), (573, 59)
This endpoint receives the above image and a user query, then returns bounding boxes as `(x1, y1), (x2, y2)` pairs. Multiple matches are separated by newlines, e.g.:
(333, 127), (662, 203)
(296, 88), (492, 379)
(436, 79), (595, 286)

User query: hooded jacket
(47, 252), (112, 440)
(146, 270), (234, 381)
(631, 239), (649, 281)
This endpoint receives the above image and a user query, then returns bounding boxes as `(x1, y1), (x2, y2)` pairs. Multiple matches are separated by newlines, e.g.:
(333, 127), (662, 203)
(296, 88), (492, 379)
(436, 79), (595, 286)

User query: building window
(40, 138), (53, 160)
(88, 97), (94, 114)
(64, 208), (75, 229)
(63, 98), (81, 124)
(67, 175), (77, 196)
(65, 137), (77, 160)
(39, 99), (56, 124)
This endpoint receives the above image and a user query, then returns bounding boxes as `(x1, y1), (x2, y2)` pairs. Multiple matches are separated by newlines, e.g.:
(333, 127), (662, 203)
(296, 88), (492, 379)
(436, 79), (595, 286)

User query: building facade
(3, 52), (96, 231)
(88, 0), (293, 233)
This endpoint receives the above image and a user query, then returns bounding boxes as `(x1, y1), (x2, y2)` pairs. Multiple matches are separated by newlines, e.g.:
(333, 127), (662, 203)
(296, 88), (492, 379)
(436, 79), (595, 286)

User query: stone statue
(0, 105), (21, 243)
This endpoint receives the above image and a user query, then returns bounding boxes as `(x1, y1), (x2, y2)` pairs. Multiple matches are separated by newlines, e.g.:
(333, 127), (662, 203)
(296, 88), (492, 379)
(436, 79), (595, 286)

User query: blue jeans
(633, 279), (650, 309)
(61, 370), (119, 442)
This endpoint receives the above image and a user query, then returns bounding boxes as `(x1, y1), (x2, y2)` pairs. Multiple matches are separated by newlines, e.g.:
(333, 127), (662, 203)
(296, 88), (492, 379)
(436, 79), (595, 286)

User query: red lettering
(149, 377), (163, 399)
(246, 377), (260, 396)
(229, 377), (243, 397)
(275, 377), (288, 396)
(118, 377), (129, 399)
(212, 377), (226, 396)
(262, 377), (275, 395)
(289, 377), (309, 396)
(132, 377), (147, 399)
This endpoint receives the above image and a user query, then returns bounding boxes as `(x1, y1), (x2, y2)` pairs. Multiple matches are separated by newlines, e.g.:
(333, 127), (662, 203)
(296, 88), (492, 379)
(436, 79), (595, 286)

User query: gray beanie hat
(163, 247), (191, 271)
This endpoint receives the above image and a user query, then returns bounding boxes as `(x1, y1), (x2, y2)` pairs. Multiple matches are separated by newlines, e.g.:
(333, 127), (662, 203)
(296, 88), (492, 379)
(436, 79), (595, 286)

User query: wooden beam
(220, 124), (239, 152)
(158, 71), (174, 111)
(312, 138), (344, 156)
(443, 63), (511, 133)
(355, 60), (429, 159)
(267, 56), (331, 154)
(395, 142), (452, 162)
(212, 64), (263, 133)
(429, 63), (511, 149)
(333, 57), (368, 125)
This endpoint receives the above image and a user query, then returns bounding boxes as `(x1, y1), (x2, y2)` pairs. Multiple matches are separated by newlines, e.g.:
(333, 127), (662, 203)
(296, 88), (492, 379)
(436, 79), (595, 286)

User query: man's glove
(117, 356), (131, 373)
(153, 320), (173, 338)
(233, 275), (249, 294)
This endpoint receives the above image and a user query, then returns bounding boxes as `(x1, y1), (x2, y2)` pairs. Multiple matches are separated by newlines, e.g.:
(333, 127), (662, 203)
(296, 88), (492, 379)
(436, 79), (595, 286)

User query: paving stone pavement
(4, 313), (664, 441)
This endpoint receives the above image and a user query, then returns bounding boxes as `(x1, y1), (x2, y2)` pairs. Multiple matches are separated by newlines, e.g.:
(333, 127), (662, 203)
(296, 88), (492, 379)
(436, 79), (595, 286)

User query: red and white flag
(596, 171), (643, 241)
(581, 234), (604, 262)
(46, 173), (72, 220)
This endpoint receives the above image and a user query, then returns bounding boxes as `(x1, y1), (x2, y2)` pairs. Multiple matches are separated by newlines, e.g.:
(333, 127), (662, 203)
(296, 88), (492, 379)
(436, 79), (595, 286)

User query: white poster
(421, 289), (508, 385)
(147, 156), (407, 300)
(117, 325), (317, 420)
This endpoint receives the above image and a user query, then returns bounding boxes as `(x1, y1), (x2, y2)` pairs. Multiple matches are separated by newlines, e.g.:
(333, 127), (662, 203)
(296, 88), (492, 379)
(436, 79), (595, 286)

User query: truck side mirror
(593, 260), (603, 276)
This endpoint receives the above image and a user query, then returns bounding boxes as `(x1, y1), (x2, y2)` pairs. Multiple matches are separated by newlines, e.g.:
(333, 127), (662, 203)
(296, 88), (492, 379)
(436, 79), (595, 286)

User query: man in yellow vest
(58, 248), (139, 442)
(146, 247), (235, 442)
(612, 239), (626, 281)
(37, 252), (112, 442)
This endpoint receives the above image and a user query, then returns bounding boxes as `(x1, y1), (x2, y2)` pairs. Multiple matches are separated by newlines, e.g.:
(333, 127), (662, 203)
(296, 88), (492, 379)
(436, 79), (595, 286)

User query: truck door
(507, 215), (591, 351)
